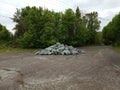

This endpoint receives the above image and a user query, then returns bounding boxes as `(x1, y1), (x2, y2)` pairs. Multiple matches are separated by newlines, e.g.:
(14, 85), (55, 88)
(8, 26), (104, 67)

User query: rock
(36, 43), (85, 55)
(0, 68), (23, 90)
(35, 51), (40, 55)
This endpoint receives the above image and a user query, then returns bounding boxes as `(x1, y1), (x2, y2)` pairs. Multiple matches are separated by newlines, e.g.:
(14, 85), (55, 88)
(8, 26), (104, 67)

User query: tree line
(11, 6), (100, 48)
(102, 12), (120, 46)
(1, 6), (103, 48)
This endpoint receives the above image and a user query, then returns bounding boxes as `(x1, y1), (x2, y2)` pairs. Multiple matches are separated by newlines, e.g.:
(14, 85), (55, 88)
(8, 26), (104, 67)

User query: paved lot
(0, 46), (120, 90)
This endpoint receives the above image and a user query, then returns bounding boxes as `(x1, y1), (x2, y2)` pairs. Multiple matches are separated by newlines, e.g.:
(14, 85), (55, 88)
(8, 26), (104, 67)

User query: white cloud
(0, 2), (16, 16)
(0, 0), (120, 32)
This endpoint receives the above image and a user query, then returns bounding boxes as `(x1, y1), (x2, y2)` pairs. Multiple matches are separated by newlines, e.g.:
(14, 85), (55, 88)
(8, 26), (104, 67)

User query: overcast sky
(0, 0), (120, 33)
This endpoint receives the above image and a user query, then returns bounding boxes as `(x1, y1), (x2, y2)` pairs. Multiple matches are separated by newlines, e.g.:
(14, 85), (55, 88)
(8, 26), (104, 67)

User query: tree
(13, 6), (44, 38)
(72, 7), (87, 46)
(62, 9), (76, 44)
(76, 6), (81, 19)
(12, 6), (101, 48)
(103, 13), (120, 46)
(85, 12), (100, 31)
(0, 24), (12, 42)
(83, 12), (101, 44)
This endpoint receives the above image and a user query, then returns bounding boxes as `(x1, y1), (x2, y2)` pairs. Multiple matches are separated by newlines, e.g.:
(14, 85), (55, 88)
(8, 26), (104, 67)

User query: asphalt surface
(0, 46), (120, 90)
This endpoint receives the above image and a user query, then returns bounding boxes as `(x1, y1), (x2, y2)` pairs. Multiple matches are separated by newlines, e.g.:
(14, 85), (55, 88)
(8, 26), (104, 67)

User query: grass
(0, 42), (40, 54)
(113, 46), (120, 54)
(0, 47), (38, 54)
(0, 43), (39, 54)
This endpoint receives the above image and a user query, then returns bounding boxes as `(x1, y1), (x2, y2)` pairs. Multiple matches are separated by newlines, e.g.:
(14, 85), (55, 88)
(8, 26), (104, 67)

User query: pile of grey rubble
(36, 43), (85, 55)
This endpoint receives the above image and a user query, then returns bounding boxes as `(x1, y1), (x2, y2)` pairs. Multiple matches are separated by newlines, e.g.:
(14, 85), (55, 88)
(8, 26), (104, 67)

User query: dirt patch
(0, 68), (23, 90)
(0, 46), (120, 90)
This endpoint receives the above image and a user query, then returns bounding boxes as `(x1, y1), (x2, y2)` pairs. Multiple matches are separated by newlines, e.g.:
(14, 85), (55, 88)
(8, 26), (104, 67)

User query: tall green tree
(83, 12), (101, 44)
(72, 7), (87, 46)
(62, 9), (76, 44)
(75, 6), (81, 34)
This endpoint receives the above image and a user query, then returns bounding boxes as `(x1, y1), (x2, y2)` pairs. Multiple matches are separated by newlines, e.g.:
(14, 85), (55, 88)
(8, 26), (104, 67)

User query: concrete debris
(36, 43), (85, 55)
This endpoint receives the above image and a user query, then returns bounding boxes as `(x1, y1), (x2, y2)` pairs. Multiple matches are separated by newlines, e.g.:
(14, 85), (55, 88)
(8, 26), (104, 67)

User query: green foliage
(0, 24), (12, 42)
(83, 12), (101, 44)
(103, 13), (120, 46)
(0, 46), (38, 54)
(40, 22), (58, 47)
(13, 6), (101, 48)
(113, 46), (120, 54)
(18, 30), (40, 48)
(62, 9), (76, 44)
(95, 32), (103, 45)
